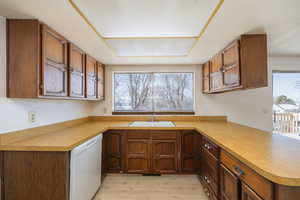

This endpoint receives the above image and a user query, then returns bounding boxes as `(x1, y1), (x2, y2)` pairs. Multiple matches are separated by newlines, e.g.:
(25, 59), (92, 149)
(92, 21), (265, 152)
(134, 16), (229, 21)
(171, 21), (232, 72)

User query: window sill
(112, 111), (195, 115)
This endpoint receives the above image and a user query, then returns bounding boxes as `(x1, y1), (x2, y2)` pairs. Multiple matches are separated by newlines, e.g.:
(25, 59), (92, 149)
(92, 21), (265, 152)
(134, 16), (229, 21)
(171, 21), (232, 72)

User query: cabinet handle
(204, 143), (211, 150)
(234, 166), (245, 177)
(206, 191), (210, 197)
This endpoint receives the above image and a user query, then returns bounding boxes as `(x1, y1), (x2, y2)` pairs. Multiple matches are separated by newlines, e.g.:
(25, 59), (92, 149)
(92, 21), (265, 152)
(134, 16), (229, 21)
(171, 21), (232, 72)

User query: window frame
(112, 71), (195, 115)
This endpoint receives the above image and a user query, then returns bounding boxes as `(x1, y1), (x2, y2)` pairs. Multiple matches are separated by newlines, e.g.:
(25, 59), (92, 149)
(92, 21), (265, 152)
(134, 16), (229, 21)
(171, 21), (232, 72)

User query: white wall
(91, 58), (300, 132)
(0, 16), (93, 134)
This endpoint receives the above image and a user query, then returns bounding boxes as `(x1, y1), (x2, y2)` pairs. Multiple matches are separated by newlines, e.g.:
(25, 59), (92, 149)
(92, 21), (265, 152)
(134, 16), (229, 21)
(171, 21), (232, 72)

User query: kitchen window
(113, 72), (194, 114)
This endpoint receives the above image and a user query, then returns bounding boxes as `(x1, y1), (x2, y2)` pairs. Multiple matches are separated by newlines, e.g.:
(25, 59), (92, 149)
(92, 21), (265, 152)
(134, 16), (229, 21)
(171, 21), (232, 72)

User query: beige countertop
(1, 117), (300, 186)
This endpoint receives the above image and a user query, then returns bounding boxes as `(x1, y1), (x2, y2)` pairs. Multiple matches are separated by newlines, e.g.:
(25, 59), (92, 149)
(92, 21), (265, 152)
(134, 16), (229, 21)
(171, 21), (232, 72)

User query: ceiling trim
(68, 0), (224, 57)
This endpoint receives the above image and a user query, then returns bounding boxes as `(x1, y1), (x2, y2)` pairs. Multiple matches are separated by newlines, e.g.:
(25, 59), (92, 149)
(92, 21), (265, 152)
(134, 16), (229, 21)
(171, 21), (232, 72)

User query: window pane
(153, 73), (194, 111)
(113, 72), (194, 113)
(114, 73), (152, 111)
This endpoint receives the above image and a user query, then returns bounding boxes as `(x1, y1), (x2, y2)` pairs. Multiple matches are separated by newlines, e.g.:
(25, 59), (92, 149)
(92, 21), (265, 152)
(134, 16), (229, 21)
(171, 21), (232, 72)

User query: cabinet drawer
(203, 149), (218, 180)
(202, 137), (220, 159)
(126, 130), (150, 139)
(221, 150), (273, 200)
(151, 131), (177, 140)
(202, 163), (219, 196)
(200, 177), (218, 200)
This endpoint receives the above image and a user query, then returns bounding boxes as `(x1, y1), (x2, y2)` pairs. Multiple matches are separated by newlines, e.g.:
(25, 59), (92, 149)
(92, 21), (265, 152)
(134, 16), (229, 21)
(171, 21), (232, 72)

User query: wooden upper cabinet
(68, 43), (85, 98)
(97, 63), (105, 100)
(41, 25), (68, 97)
(202, 62), (210, 93)
(7, 19), (40, 98)
(202, 34), (267, 94)
(210, 53), (224, 92)
(223, 41), (240, 88)
(85, 55), (98, 99)
(7, 19), (105, 101)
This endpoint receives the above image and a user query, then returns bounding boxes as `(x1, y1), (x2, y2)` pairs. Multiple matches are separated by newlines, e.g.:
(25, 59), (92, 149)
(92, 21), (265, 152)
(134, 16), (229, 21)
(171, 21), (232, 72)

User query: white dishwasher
(70, 135), (102, 200)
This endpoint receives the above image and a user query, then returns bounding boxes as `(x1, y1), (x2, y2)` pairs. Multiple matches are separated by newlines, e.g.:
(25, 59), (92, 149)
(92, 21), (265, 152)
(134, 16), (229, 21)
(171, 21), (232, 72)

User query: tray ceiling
(1, 0), (300, 64)
(70, 0), (223, 56)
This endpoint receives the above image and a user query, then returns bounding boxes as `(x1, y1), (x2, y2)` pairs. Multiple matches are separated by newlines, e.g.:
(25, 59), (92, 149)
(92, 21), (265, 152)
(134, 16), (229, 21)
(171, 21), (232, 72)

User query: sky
(273, 72), (300, 103)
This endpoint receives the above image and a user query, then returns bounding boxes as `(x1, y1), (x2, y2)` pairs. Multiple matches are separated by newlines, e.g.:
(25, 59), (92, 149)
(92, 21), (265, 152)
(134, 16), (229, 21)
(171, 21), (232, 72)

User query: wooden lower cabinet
(220, 164), (240, 200)
(123, 130), (180, 174)
(103, 131), (124, 173)
(126, 139), (150, 173)
(152, 139), (178, 174)
(242, 183), (263, 200)
(3, 151), (70, 200)
(181, 131), (201, 173)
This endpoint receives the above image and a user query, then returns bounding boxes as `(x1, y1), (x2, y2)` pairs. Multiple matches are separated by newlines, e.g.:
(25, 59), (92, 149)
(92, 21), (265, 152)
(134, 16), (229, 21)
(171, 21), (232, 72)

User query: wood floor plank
(95, 174), (208, 200)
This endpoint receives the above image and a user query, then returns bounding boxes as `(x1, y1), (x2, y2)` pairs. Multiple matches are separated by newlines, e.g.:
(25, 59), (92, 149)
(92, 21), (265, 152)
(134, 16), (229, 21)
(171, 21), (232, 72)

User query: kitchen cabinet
(152, 139), (178, 174)
(68, 43), (85, 98)
(221, 150), (273, 200)
(125, 130), (151, 173)
(220, 164), (239, 200)
(242, 183), (263, 200)
(210, 53), (224, 92)
(181, 131), (201, 173)
(3, 151), (70, 200)
(202, 34), (267, 94)
(202, 62), (210, 93)
(200, 137), (220, 199)
(85, 55), (98, 99)
(41, 24), (68, 97)
(124, 130), (179, 174)
(222, 41), (240, 88)
(6, 19), (105, 101)
(104, 130), (124, 173)
(97, 63), (105, 100)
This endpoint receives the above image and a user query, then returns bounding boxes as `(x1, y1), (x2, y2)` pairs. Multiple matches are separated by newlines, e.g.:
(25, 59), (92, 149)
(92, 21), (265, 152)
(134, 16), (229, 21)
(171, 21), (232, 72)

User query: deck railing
(273, 112), (300, 134)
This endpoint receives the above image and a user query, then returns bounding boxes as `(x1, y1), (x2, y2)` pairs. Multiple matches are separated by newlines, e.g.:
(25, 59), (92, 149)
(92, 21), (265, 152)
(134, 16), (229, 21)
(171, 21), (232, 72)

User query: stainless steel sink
(129, 121), (175, 127)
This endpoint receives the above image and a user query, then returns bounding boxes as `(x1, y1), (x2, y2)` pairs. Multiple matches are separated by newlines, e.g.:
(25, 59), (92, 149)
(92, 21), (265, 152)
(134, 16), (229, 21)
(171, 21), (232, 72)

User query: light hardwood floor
(95, 174), (209, 200)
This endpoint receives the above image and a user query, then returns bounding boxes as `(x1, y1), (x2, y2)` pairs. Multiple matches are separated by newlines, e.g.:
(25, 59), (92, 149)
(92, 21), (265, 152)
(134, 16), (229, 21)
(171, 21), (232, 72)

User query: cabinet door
(210, 53), (223, 91)
(202, 61), (211, 93)
(220, 164), (240, 200)
(97, 63), (105, 100)
(242, 183), (263, 200)
(41, 25), (68, 97)
(4, 151), (69, 200)
(181, 131), (197, 173)
(223, 41), (240, 88)
(68, 43), (85, 98)
(152, 140), (178, 174)
(105, 131), (123, 172)
(125, 139), (150, 173)
(85, 55), (97, 99)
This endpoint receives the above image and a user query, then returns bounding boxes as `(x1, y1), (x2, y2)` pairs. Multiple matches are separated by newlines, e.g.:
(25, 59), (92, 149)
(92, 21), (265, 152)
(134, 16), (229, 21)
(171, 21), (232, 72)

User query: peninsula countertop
(1, 117), (300, 187)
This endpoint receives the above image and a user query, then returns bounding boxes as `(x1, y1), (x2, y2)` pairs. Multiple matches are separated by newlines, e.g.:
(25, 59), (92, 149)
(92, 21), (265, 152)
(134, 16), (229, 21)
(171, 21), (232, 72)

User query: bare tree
(128, 74), (152, 110)
(158, 74), (189, 109)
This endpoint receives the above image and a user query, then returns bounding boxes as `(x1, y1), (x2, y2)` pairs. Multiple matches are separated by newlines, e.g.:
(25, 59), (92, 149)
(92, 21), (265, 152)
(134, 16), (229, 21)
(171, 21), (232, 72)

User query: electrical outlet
(28, 111), (36, 123)
(104, 107), (107, 114)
